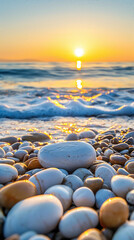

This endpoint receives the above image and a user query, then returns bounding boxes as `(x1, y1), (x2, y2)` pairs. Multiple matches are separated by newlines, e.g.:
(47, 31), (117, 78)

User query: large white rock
(45, 185), (73, 211)
(59, 207), (98, 238)
(4, 195), (63, 238)
(113, 221), (134, 240)
(0, 164), (18, 184)
(73, 187), (95, 207)
(29, 168), (64, 194)
(38, 141), (96, 171)
(111, 175), (134, 198)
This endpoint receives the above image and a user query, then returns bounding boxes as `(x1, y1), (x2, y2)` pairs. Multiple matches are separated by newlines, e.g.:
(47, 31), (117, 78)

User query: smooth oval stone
(0, 159), (15, 165)
(38, 141), (96, 171)
(45, 185), (73, 211)
(126, 190), (134, 205)
(59, 207), (98, 238)
(96, 163), (117, 175)
(0, 147), (5, 158)
(111, 175), (134, 198)
(79, 130), (96, 139)
(84, 177), (103, 193)
(73, 187), (95, 207)
(78, 228), (107, 240)
(73, 168), (93, 181)
(112, 143), (129, 151)
(110, 154), (127, 165)
(0, 180), (36, 208)
(29, 234), (50, 240)
(0, 136), (18, 144)
(124, 131), (134, 139)
(3, 145), (13, 153)
(100, 197), (129, 228)
(125, 162), (134, 174)
(63, 174), (83, 191)
(113, 221), (134, 240)
(0, 164), (18, 184)
(104, 149), (113, 158)
(20, 231), (36, 240)
(22, 133), (51, 142)
(13, 163), (27, 175)
(96, 189), (115, 209)
(29, 168), (63, 194)
(4, 195), (63, 237)
(95, 166), (115, 188)
(117, 168), (129, 175)
(66, 133), (79, 141)
(14, 150), (28, 161)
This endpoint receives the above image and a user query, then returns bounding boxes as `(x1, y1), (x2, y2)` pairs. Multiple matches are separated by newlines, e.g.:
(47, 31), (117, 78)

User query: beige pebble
(100, 197), (129, 228)
(84, 177), (103, 193)
(78, 228), (107, 240)
(16, 174), (30, 181)
(0, 180), (36, 208)
(5, 234), (20, 240)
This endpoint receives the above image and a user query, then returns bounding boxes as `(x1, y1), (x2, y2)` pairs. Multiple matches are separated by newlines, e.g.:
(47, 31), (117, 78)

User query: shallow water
(0, 62), (133, 138)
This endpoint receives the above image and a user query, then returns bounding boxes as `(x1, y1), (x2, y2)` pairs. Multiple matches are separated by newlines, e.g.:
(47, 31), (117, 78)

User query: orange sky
(0, 0), (134, 62)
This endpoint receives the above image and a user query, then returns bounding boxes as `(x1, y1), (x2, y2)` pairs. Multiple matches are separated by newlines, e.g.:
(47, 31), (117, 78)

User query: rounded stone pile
(0, 128), (134, 239)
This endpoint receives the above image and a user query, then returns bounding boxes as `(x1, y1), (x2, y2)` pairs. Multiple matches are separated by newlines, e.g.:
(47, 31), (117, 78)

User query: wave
(0, 63), (134, 80)
(0, 100), (134, 119)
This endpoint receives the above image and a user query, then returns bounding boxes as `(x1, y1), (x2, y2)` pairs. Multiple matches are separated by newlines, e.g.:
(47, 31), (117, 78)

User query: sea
(0, 62), (134, 140)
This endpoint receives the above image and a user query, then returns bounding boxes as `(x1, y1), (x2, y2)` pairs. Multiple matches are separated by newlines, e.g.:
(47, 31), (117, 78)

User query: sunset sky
(0, 0), (134, 62)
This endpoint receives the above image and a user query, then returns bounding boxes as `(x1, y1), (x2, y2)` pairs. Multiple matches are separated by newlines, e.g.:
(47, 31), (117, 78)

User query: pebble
(95, 189), (115, 208)
(0, 164), (18, 184)
(13, 163), (27, 175)
(38, 141), (96, 171)
(112, 221), (134, 240)
(73, 168), (93, 181)
(22, 133), (51, 142)
(100, 197), (129, 228)
(73, 187), (95, 207)
(79, 130), (96, 139)
(0, 136), (18, 144)
(78, 228), (107, 240)
(4, 195), (63, 237)
(3, 145), (13, 153)
(124, 131), (134, 139)
(0, 147), (5, 158)
(125, 161), (134, 174)
(45, 185), (73, 211)
(20, 231), (36, 240)
(14, 150), (28, 161)
(95, 165), (116, 188)
(112, 143), (129, 151)
(126, 190), (134, 205)
(110, 154), (127, 165)
(111, 175), (134, 198)
(59, 207), (98, 238)
(0, 180), (36, 208)
(29, 168), (64, 194)
(117, 168), (129, 175)
(63, 174), (83, 191)
(20, 146), (33, 154)
(0, 159), (15, 165)
(29, 235), (50, 240)
(104, 149), (113, 158)
(84, 177), (103, 193)
(65, 133), (79, 141)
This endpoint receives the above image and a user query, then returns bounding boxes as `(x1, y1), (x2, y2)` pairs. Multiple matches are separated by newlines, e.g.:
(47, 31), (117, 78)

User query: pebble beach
(0, 126), (134, 240)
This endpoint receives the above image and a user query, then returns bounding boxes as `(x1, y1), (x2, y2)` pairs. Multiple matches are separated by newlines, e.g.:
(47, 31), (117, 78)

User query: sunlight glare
(76, 60), (82, 70)
(76, 79), (83, 90)
(74, 48), (84, 57)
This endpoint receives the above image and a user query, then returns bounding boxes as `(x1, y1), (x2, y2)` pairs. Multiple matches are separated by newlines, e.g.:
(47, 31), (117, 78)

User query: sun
(74, 48), (84, 58)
